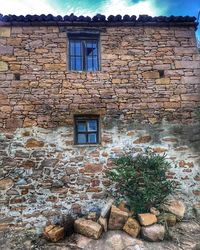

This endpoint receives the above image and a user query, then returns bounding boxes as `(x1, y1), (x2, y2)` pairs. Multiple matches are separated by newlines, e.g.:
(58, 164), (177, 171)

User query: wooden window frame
(68, 33), (100, 72)
(74, 115), (100, 145)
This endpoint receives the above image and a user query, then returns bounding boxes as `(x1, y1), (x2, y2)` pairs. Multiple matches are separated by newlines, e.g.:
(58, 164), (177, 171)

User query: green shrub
(106, 149), (176, 214)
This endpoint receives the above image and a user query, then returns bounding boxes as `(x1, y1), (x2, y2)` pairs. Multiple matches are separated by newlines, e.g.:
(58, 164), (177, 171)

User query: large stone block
(162, 200), (186, 220)
(108, 205), (129, 230)
(0, 61), (8, 71)
(123, 218), (141, 238)
(98, 216), (108, 232)
(138, 213), (157, 226)
(43, 224), (64, 242)
(0, 27), (11, 37)
(101, 198), (114, 218)
(74, 219), (103, 239)
(141, 224), (165, 242)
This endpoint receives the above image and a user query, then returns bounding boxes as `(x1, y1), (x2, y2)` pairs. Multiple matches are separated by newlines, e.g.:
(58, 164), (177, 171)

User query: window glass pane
(70, 42), (74, 55)
(78, 134), (87, 144)
(70, 56), (82, 71)
(77, 122), (86, 132)
(70, 41), (82, 70)
(88, 133), (97, 143)
(75, 56), (82, 70)
(70, 56), (76, 70)
(86, 42), (94, 56)
(70, 40), (81, 56)
(93, 42), (98, 56)
(87, 57), (93, 71)
(70, 39), (98, 71)
(93, 56), (98, 71)
(87, 120), (97, 131)
(85, 41), (98, 71)
(75, 41), (81, 56)
(86, 41), (97, 56)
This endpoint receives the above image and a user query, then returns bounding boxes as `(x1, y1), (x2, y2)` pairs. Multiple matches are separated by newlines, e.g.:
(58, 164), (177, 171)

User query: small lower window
(75, 116), (99, 144)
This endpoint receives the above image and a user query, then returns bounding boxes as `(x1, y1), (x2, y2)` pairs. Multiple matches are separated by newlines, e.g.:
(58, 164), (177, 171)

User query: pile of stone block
(43, 198), (185, 242)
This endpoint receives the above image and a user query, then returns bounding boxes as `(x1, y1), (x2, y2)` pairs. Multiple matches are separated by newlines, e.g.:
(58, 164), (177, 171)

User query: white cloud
(54, 0), (164, 17)
(0, 0), (59, 15)
(101, 0), (164, 17)
(0, 0), (165, 17)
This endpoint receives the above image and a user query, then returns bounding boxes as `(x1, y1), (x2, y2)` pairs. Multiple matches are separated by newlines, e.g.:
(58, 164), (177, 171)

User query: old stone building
(0, 14), (199, 231)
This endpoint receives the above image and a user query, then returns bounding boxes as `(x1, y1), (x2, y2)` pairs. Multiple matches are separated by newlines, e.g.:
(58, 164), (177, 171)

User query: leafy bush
(106, 149), (176, 214)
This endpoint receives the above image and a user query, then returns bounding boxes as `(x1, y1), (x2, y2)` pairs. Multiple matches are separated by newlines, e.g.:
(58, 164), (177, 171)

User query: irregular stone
(0, 27), (11, 37)
(71, 203), (81, 215)
(138, 213), (157, 226)
(156, 78), (170, 85)
(193, 204), (200, 219)
(26, 138), (44, 148)
(43, 224), (64, 242)
(108, 205), (129, 230)
(142, 71), (159, 79)
(0, 45), (13, 55)
(16, 179), (27, 186)
(6, 189), (19, 195)
(181, 94), (199, 101)
(98, 216), (108, 232)
(175, 61), (200, 69)
(52, 180), (63, 188)
(133, 135), (151, 144)
(100, 198), (114, 218)
(20, 160), (35, 169)
(141, 224), (165, 242)
(82, 163), (103, 173)
(0, 178), (13, 190)
(123, 218), (141, 238)
(162, 200), (185, 220)
(44, 63), (66, 71)
(74, 218), (103, 240)
(182, 76), (200, 84)
(23, 118), (37, 127)
(0, 61), (8, 71)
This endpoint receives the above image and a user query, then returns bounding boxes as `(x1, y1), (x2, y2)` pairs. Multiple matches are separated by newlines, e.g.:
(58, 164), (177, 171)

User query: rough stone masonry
(0, 14), (199, 232)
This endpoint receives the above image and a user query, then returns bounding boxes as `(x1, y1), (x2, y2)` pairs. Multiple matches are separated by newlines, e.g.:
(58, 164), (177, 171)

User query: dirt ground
(0, 220), (200, 250)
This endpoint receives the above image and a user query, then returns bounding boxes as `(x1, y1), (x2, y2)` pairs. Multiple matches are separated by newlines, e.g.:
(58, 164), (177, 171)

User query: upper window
(74, 116), (99, 144)
(68, 33), (99, 71)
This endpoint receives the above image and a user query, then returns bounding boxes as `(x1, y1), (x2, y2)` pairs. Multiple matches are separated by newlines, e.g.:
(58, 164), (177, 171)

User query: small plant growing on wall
(195, 106), (200, 123)
(106, 149), (176, 214)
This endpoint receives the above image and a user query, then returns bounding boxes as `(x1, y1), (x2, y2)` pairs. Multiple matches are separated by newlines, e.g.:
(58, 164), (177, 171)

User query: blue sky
(1, 0), (199, 37)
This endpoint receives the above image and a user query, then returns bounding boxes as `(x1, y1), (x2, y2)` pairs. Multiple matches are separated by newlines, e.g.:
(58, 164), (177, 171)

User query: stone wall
(0, 25), (199, 128)
(0, 24), (200, 231)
